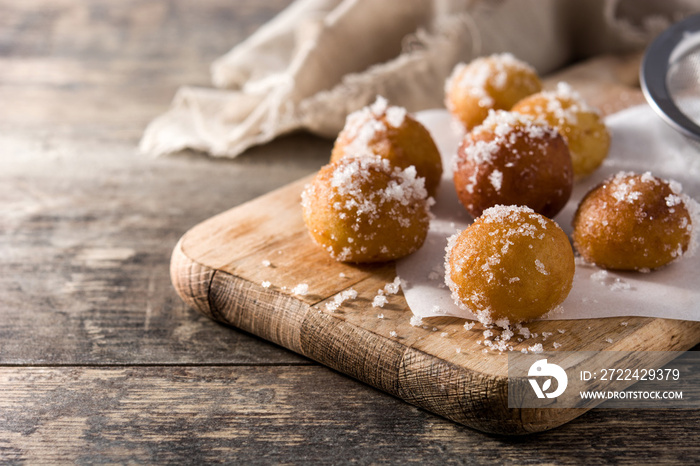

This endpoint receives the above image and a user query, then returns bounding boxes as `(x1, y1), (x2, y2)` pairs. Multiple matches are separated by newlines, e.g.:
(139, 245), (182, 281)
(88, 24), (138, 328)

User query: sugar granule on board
(409, 315), (423, 327)
(528, 343), (543, 353)
(384, 277), (402, 295)
(261, 281), (271, 289)
(377, 313), (384, 319)
(389, 330), (398, 338)
(372, 294), (388, 308)
(291, 283), (309, 296)
(517, 325), (531, 339)
(440, 332), (449, 337)
(325, 288), (358, 311)
(463, 321), (475, 331)
(553, 342), (562, 349)
(261, 259), (271, 267)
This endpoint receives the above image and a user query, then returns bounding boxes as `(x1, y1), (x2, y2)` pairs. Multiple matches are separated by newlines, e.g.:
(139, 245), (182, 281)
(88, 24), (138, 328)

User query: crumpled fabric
(140, 0), (700, 158)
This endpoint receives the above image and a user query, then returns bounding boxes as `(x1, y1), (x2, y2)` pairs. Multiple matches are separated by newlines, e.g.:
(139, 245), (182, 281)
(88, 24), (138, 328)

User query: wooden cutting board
(170, 54), (700, 435)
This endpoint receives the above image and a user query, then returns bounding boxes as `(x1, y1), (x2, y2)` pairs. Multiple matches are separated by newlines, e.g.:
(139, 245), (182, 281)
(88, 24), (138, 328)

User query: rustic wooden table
(1, 0), (698, 463)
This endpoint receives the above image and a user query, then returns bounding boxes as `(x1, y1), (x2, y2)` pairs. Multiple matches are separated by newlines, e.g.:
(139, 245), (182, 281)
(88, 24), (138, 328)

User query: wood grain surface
(2, 0), (700, 462)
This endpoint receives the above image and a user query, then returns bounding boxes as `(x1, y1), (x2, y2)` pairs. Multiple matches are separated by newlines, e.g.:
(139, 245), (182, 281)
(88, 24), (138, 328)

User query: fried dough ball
(445, 53), (542, 131)
(512, 82), (610, 178)
(445, 205), (575, 327)
(573, 172), (698, 271)
(331, 96), (443, 196)
(453, 110), (574, 218)
(301, 156), (432, 263)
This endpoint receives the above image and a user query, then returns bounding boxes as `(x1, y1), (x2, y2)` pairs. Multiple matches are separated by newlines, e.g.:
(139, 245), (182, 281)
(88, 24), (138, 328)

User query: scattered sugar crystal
(325, 288), (358, 311)
(489, 169), (503, 191)
(609, 279), (632, 292)
(455, 347), (462, 354)
(409, 315), (423, 327)
(483, 329), (493, 339)
(521, 348), (528, 354)
(440, 332), (449, 338)
(261, 259), (271, 267)
(605, 338), (614, 344)
(432, 327), (438, 332)
(494, 318), (511, 329)
(339, 272), (346, 278)
(428, 271), (441, 281)
(482, 348), (489, 354)
(377, 313), (384, 319)
(666, 194), (682, 207)
(325, 302), (340, 312)
(553, 342), (562, 349)
(431, 305), (444, 315)
(557, 329), (566, 334)
(534, 259), (549, 275)
(591, 269), (633, 291)
(372, 295), (388, 308)
(621, 321), (629, 327)
(463, 322), (476, 331)
(640, 171), (655, 183)
(517, 326), (531, 339)
(261, 281), (271, 288)
(385, 106), (407, 128)
(528, 343), (544, 354)
(292, 283), (309, 296)
(541, 332), (553, 341)
(384, 277), (402, 295)
(389, 330), (398, 338)
(369, 95), (389, 115)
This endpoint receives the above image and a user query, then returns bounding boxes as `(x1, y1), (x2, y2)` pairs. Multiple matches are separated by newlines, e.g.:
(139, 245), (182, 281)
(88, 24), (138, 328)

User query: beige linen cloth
(140, 0), (700, 158)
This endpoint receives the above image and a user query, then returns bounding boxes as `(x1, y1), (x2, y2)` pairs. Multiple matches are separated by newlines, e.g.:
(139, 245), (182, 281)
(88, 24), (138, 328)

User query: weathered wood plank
(0, 0), (331, 365)
(0, 366), (698, 464)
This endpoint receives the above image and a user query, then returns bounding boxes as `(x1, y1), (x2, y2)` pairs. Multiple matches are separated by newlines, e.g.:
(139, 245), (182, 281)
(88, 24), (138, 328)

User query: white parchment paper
(397, 105), (700, 322)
